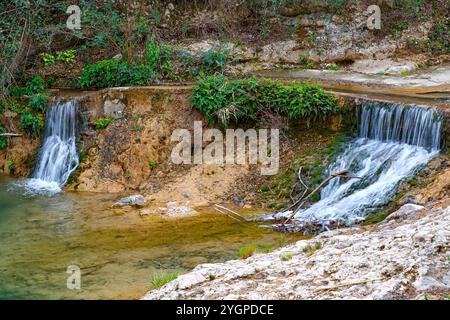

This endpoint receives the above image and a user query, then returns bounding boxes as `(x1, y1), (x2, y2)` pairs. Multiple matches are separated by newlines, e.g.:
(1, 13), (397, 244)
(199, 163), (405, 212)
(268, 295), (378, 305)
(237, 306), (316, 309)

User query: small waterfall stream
(290, 101), (442, 227)
(15, 99), (79, 195)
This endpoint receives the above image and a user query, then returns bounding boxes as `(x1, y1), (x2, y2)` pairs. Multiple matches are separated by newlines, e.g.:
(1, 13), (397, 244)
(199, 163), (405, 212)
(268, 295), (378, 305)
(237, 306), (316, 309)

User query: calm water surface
(0, 175), (300, 299)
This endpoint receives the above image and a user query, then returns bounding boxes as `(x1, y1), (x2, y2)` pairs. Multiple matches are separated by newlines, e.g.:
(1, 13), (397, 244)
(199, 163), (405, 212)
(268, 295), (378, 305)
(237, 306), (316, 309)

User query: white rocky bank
(143, 204), (450, 300)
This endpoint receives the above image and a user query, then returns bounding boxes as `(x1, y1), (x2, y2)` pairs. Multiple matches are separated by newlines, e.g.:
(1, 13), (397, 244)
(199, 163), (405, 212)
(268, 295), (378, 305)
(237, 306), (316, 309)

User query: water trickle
(12, 99), (79, 195)
(291, 101), (442, 227)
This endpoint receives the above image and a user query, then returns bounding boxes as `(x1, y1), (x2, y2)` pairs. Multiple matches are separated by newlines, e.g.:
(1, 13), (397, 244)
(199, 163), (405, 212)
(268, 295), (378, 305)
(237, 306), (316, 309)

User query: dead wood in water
(214, 204), (249, 222)
(282, 170), (362, 226)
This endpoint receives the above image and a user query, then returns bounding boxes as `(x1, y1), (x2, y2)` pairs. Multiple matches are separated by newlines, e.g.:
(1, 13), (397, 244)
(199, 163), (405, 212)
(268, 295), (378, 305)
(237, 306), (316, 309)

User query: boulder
(115, 195), (147, 207)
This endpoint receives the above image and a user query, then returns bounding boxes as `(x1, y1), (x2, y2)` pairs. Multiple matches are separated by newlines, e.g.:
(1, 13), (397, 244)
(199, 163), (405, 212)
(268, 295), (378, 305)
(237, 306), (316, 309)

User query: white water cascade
(290, 101), (442, 227)
(15, 100), (80, 195)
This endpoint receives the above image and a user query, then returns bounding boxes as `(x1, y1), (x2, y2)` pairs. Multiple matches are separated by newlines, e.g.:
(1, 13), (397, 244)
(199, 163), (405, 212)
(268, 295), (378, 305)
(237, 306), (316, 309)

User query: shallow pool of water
(0, 175), (301, 299)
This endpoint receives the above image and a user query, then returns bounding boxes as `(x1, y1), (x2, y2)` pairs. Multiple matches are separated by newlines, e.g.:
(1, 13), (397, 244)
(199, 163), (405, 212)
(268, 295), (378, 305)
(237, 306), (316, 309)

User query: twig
(214, 207), (242, 222)
(214, 204), (249, 222)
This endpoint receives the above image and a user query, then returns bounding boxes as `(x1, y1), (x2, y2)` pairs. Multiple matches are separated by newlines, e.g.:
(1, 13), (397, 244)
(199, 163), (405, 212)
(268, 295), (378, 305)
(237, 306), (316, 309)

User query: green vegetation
(303, 242), (322, 256)
(298, 53), (316, 69)
(95, 118), (113, 130)
(281, 252), (293, 261)
(148, 160), (156, 171)
(239, 244), (257, 259)
(79, 59), (155, 89)
(41, 50), (76, 66)
(427, 20), (449, 53)
(327, 65), (338, 71)
(28, 93), (49, 113)
(149, 272), (179, 289)
(79, 41), (232, 89)
(0, 124), (7, 149)
(192, 76), (337, 128)
(20, 108), (44, 139)
(400, 69), (412, 76)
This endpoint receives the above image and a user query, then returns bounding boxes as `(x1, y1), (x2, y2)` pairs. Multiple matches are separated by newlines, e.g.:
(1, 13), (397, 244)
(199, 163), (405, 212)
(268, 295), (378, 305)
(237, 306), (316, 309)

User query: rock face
(144, 205), (450, 300)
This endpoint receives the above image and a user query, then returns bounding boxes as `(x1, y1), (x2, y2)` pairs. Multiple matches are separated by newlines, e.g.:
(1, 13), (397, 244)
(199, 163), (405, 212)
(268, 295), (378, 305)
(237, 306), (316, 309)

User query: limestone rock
(144, 205), (450, 300)
(115, 195), (146, 207)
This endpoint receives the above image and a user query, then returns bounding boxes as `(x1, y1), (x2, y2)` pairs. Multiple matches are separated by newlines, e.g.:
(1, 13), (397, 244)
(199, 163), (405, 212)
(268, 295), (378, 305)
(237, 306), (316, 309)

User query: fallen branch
(214, 204), (249, 222)
(289, 166), (309, 204)
(214, 207), (243, 222)
(282, 170), (361, 226)
(0, 133), (22, 137)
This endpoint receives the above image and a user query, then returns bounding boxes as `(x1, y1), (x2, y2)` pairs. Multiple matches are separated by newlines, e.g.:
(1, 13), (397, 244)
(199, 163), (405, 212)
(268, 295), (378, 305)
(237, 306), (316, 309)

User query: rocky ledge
(144, 204), (450, 300)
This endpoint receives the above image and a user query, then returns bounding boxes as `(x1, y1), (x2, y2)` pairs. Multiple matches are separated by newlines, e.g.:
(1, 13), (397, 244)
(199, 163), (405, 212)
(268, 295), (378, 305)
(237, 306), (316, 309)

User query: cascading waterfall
(289, 101), (442, 227)
(14, 99), (80, 195)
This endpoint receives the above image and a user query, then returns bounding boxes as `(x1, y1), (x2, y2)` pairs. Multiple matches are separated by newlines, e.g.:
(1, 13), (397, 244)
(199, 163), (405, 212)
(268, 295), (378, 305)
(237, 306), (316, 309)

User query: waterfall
(290, 101), (442, 227)
(14, 100), (80, 195)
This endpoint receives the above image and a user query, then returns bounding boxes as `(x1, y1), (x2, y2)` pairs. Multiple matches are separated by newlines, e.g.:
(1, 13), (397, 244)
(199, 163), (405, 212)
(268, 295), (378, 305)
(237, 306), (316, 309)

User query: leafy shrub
(428, 20), (449, 53)
(0, 124), (7, 149)
(144, 36), (161, 71)
(199, 46), (230, 74)
(192, 76), (337, 127)
(80, 59), (154, 88)
(95, 117), (113, 130)
(40, 53), (55, 66)
(56, 50), (76, 63)
(20, 108), (44, 138)
(239, 244), (256, 259)
(28, 93), (49, 113)
(149, 272), (179, 289)
(9, 76), (46, 97)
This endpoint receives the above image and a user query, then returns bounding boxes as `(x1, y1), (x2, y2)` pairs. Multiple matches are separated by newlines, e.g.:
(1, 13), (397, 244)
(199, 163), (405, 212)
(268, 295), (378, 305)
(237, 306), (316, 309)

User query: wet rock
(115, 195), (147, 207)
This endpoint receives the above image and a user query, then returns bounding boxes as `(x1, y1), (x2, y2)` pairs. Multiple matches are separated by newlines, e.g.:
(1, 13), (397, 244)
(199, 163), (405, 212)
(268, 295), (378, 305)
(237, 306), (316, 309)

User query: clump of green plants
(132, 125), (144, 132)
(148, 159), (156, 171)
(20, 108), (44, 138)
(427, 20), (449, 53)
(191, 76), (337, 128)
(298, 53), (316, 69)
(400, 69), (412, 76)
(56, 50), (76, 64)
(79, 59), (154, 89)
(40, 50), (76, 66)
(27, 93), (49, 113)
(149, 272), (179, 289)
(9, 76), (46, 97)
(40, 53), (56, 66)
(281, 252), (293, 261)
(303, 242), (322, 256)
(95, 117), (113, 130)
(239, 244), (257, 259)
(0, 124), (7, 149)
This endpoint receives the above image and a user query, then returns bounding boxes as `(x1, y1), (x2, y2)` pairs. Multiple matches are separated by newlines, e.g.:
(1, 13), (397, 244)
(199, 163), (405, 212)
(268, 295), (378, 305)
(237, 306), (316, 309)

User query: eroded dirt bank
(144, 203), (450, 300)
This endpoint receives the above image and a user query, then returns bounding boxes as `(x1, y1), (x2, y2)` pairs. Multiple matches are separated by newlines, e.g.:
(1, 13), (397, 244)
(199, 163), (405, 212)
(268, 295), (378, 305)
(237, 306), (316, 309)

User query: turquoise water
(0, 175), (298, 299)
